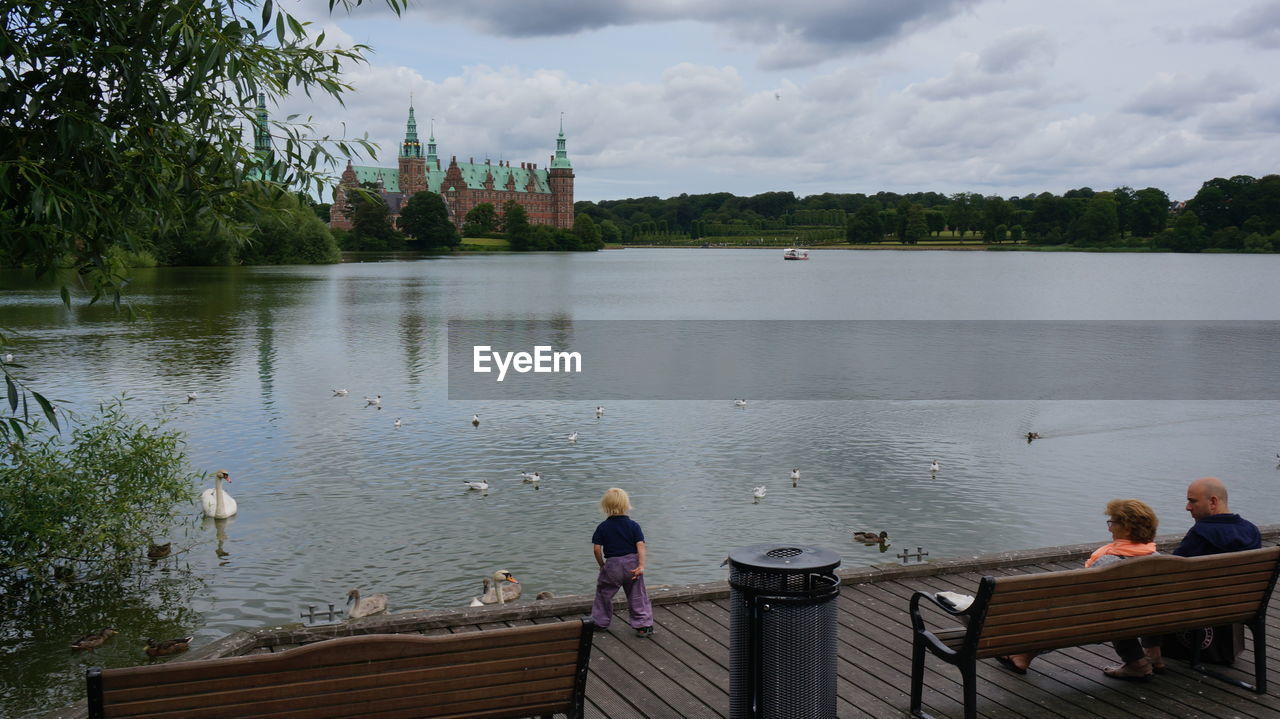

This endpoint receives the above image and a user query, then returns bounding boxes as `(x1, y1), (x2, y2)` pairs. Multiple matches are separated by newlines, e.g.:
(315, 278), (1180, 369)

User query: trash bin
(728, 544), (841, 719)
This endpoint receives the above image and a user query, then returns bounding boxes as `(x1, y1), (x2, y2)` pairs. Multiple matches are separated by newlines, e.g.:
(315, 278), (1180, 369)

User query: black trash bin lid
(728, 544), (840, 573)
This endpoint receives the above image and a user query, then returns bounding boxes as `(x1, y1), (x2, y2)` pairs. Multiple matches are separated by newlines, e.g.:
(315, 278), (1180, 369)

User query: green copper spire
(426, 117), (438, 167)
(400, 99), (423, 159)
(254, 92), (270, 154)
(551, 113), (571, 169)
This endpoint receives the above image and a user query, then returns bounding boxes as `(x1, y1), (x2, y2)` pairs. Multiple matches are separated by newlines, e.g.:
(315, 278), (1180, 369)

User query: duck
(147, 542), (172, 560)
(144, 636), (193, 657)
(71, 628), (117, 652)
(853, 530), (889, 544)
(930, 460), (940, 473)
(394, 417), (402, 428)
(734, 399), (747, 407)
(475, 570), (521, 605)
(200, 470), (237, 519)
(1025, 432), (1040, 443)
(332, 388), (349, 396)
(464, 480), (489, 492)
(595, 406), (605, 417)
(186, 392), (198, 402)
(567, 431), (578, 442)
(752, 486), (766, 502)
(346, 587), (388, 618)
(471, 414), (480, 426)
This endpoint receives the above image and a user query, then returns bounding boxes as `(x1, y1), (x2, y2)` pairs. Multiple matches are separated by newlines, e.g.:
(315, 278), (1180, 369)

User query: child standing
(591, 488), (653, 636)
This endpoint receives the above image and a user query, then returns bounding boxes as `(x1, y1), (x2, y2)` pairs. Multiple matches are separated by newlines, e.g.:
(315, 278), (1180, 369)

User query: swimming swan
(476, 570), (521, 605)
(346, 587), (388, 618)
(200, 470), (237, 518)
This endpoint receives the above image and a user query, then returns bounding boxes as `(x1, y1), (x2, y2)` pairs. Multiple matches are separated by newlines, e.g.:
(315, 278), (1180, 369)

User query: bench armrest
(909, 590), (968, 659)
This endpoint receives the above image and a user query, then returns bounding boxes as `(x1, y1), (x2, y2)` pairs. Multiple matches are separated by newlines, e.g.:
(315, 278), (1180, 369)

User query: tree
(925, 210), (946, 237)
(238, 185), (342, 264)
(0, 0), (403, 300)
(846, 204), (883, 243)
(573, 214), (604, 250)
(462, 203), (498, 236)
(990, 224), (1007, 244)
(1131, 187), (1170, 237)
(599, 219), (622, 244)
(502, 200), (532, 251)
(1157, 210), (1207, 252)
(981, 196), (1012, 239)
(1070, 196), (1119, 246)
(345, 191), (405, 251)
(399, 192), (458, 250)
(1009, 224), (1024, 243)
(903, 204), (929, 244)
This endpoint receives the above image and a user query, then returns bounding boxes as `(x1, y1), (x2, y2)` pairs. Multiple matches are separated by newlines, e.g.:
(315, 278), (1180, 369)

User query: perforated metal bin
(728, 544), (841, 719)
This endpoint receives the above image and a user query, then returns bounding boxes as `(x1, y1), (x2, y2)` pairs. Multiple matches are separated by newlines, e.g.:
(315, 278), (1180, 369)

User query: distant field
(459, 237), (510, 250)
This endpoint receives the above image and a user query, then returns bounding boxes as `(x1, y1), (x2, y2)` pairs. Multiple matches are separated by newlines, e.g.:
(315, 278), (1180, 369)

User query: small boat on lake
(783, 247), (809, 260)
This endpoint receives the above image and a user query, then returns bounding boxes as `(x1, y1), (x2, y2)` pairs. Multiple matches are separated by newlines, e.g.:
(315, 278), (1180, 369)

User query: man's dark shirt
(1172, 513), (1261, 557)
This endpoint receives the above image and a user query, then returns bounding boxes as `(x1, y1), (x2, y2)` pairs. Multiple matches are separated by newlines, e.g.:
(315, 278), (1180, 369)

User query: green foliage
(462, 203), (498, 236)
(343, 191), (406, 251)
(846, 203), (884, 243)
(1009, 224), (1024, 243)
(598, 219), (622, 244)
(1243, 231), (1276, 253)
(990, 224), (1007, 244)
(399, 191), (459, 250)
(903, 204), (929, 244)
(1070, 196), (1120, 246)
(1131, 187), (1170, 237)
(0, 398), (195, 591)
(503, 200), (532, 250)
(238, 186), (341, 264)
(1156, 211), (1207, 252)
(0, 0), (404, 301)
(574, 214), (604, 250)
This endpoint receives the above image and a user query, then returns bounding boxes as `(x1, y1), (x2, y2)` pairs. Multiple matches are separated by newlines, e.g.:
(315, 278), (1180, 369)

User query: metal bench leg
(961, 658), (978, 719)
(909, 634), (926, 717)
(1251, 617), (1266, 693)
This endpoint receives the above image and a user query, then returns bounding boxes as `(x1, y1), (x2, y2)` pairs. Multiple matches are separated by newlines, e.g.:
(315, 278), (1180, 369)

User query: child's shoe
(635, 626), (654, 638)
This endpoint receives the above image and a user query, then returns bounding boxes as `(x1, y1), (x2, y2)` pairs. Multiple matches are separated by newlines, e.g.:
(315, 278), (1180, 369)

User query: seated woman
(997, 499), (1159, 677)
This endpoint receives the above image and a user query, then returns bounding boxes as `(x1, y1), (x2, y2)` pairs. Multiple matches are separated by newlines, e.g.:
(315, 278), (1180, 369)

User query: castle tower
(398, 99), (426, 196)
(329, 160), (358, 230)
(426, 120), (439, 171)
(548, 116), (575, 229)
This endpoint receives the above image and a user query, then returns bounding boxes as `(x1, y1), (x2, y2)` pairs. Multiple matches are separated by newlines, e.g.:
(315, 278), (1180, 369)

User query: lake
(2, 248), (1279, 716)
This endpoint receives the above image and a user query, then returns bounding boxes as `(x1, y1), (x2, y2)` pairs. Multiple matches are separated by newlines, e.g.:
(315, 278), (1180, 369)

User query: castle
(329, 104), (574, 231)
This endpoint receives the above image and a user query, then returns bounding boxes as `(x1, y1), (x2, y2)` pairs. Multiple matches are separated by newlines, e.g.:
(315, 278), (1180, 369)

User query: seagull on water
(519, 471), (541, 483)
(567, 431), (578, 442)
(752, 486), (767, 502)
(464, 480), (489, 492)
(365, 394), (382, 406)
(2, 353), (12, 363)
(734, 399), (747, 407)
(186, 392), (198, 402)
(394, 418), (402, 428)
(596, 406), (605, 417)
(790, 469), (800, 486)
(930, 460), (940, 474)
(332, 388), (349, 396)
(471, 414), (480, 427)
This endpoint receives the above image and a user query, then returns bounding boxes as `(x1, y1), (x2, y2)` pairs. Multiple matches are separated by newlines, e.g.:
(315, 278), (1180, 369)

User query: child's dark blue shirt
(592, 515), (645, 558)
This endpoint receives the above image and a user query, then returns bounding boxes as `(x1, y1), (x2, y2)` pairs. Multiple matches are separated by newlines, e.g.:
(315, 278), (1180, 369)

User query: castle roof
(352, 160), (552, 195)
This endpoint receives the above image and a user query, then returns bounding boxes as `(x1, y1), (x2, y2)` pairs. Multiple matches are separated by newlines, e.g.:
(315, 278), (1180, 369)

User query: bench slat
(990, 550), (1278, 592)
(983, 579), (1270, 628)
(103, 659), (577, 716)
(103, 641), (580, 703)
(101, 624), (582, 690)
(989, 563), (1273, 604)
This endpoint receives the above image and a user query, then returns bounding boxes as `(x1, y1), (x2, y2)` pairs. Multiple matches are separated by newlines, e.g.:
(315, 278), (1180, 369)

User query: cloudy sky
(283, 0), (1280, 203)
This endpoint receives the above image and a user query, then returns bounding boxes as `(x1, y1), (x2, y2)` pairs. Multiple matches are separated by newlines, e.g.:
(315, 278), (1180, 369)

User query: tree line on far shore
(573, 174), (1280, 252)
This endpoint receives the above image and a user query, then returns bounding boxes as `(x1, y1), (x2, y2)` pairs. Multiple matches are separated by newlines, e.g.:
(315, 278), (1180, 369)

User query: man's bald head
(1186, 477), (1229, 521)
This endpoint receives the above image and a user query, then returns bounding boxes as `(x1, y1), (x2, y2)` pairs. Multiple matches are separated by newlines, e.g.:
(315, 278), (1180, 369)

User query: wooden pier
(48, 526), (1280, 718)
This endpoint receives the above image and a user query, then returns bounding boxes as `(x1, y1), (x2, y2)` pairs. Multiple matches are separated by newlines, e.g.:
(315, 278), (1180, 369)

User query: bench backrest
(88, 619), (593, 719)
(969, 546), (1280, 658)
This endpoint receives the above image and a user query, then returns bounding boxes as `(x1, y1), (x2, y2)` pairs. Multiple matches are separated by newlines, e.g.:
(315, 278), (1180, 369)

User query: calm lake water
(3, 248), (1280, 716)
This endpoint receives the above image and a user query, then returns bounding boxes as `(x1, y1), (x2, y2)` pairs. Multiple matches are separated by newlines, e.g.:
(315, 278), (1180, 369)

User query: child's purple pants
(591, 553), (652, 628)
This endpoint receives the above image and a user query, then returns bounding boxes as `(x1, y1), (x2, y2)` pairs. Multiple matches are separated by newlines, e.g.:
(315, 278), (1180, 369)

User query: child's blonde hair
(600, 488), (631, 516)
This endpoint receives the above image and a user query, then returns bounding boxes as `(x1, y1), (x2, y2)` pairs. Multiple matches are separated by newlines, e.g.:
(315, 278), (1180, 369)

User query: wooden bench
(87, 619), (594, 719)
(908, 546), (1280, 719)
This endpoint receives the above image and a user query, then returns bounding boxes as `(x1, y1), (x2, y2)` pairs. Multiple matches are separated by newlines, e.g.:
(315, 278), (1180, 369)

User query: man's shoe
(635, 626), (654, 638)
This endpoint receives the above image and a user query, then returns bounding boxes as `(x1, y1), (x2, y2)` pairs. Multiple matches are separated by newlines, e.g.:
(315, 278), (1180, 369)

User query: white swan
(475, 570), (521, 605)
(471, 414), (480, 426)
(734, 399), (747, 407)
(595, 406), (605, 417)
(464, 480), (489, 492)
(930, 460), (940, 473)
(752, 486), (766, 502)
(200, 470), (237, 518)
(567, 432), (578, 442)
(332, 388), (349, 396)
(346, 587), (387, 618)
